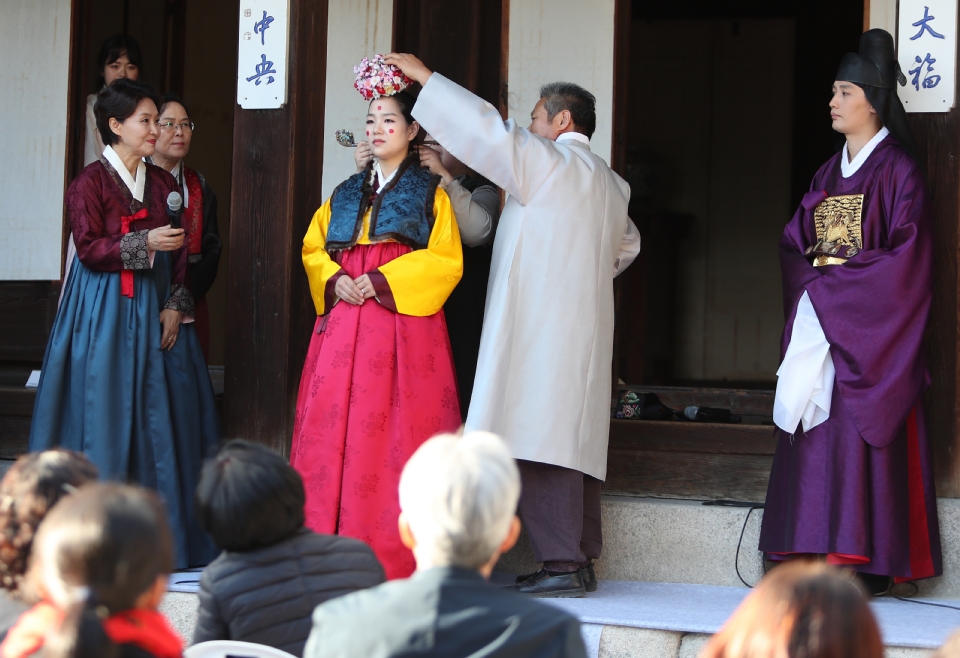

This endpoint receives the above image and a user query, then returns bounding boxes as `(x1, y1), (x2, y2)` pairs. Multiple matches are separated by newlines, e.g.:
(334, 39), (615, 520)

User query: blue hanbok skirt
(29, 252), (220, 568)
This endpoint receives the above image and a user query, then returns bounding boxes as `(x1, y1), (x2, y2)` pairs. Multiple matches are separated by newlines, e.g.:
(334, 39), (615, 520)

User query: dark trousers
(516, 459), (603, 572)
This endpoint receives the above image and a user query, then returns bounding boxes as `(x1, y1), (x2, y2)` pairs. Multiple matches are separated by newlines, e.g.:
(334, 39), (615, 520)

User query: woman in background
(84, 34), (142, 167)
(149, 93), (222, 361)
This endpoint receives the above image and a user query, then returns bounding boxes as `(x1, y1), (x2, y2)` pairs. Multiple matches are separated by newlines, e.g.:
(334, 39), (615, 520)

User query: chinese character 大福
(910, 6), (946, 40)
(909, 52), (941, 90)
(254, 10), (274, 46)
(246, 54), (277, 86)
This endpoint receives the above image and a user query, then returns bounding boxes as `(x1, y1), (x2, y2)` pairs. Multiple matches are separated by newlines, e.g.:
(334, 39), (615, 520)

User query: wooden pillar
(910, 0), (960, 497)
(224, 0), (329, 454)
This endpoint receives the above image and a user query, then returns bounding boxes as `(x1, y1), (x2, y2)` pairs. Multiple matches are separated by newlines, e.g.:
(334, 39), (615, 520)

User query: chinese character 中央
(254, 10), (274, 46)
(910, 6), (946, 40)
(909, 53), (941, 90)
(246, 54), (277, 86)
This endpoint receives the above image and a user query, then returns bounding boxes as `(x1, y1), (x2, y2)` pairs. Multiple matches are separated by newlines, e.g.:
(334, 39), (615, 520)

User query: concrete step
(159, 583), (945, 658)
(496, 495), (960, 599)
(158, 494), (960, 657)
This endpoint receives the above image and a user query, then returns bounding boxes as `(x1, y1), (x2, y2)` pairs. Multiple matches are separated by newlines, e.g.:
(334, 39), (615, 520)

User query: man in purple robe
(759, 29), (942, 592)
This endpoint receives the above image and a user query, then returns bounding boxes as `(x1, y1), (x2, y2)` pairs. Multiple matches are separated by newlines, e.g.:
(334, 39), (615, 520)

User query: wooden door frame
(223, 0), (330, 454)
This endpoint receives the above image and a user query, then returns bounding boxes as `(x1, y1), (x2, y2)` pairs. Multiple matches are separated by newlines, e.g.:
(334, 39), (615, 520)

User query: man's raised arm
(385, 53), (560, 205)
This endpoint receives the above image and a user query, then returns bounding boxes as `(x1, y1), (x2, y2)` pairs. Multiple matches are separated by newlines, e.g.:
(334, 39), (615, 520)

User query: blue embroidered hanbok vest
(326, 157), (440, 251)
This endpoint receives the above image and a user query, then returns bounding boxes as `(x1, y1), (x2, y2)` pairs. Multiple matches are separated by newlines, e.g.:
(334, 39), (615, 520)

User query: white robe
(414, 74), (641, 480)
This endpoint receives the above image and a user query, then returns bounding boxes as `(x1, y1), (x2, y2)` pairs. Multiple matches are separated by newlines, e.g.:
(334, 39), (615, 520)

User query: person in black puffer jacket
(192, 440), (385, 657)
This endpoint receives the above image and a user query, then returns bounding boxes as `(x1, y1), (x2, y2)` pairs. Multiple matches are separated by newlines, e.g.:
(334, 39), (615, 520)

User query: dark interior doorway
(393, 0), (507, 114)
(615, 0), (865, 390)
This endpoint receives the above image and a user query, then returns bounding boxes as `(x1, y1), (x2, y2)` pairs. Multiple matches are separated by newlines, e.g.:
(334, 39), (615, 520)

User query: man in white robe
(387, 54), (640, 597)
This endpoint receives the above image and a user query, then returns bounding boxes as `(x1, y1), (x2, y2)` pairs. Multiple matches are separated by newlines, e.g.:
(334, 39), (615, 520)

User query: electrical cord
(699, 499), (960, 605)
(702, 500), (765, 588)
(889, 581), (960, 611)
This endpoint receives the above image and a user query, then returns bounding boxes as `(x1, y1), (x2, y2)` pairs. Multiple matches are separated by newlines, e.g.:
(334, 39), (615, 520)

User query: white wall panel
(320, 0), (394, 201)
(507, 0), (616, 164)
(0, 0), (71, 280)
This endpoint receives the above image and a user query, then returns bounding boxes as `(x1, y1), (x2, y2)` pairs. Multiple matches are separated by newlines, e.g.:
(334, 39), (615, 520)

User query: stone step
(496, 494), (960, 599)
(159, 582), (946, 658)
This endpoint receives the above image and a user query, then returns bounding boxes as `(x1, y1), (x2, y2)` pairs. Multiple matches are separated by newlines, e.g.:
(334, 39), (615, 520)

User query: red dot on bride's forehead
(377, 106), (382, 110)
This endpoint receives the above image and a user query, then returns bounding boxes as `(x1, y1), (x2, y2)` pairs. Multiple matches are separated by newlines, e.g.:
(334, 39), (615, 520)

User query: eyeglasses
(421, 140), (439, 146)
(157, 121), (194, 132)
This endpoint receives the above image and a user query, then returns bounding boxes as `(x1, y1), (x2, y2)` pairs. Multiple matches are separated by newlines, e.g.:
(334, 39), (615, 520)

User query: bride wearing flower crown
(290, 59), (463, 579)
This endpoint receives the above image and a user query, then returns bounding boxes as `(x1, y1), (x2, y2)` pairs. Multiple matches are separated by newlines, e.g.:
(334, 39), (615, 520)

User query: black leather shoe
(507, 568), (586, 598)
(580, 562), (598, 592)
(516, 564), (597, 592)
(856, 572), (891, 596)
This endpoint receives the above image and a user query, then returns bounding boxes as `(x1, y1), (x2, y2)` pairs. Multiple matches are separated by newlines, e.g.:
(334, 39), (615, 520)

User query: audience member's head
(0, 450), (98, 597)
(398, 432), (521, 573)
(195, 439), (305, 552)
(700, 561), (883, 658)
(35, 483), (174, 658)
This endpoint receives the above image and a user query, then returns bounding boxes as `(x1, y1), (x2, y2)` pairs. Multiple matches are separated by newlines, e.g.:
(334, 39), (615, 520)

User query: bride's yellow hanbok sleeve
(303, 199), (346, 315)
(369, 188), (463, 316)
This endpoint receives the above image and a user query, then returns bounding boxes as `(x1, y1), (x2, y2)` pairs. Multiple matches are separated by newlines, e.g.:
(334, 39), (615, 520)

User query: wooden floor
(2, 378), (777, 501)
(604, 387), (776, 502)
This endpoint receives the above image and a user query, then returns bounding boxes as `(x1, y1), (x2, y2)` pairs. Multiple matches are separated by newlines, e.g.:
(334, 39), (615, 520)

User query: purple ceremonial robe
(758, 135), (942, 580)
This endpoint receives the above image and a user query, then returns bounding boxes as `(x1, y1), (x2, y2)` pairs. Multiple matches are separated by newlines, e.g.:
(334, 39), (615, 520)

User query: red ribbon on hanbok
(120, 208), (149, 298)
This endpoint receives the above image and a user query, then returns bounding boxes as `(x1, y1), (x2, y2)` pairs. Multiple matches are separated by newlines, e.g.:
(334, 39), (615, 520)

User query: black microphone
(166, 191), (183, 229)
(683, 406), (742, 424)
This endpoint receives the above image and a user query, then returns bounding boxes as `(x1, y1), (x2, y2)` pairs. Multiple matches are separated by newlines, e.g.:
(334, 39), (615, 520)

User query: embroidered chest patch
(807, 194), (864, 266)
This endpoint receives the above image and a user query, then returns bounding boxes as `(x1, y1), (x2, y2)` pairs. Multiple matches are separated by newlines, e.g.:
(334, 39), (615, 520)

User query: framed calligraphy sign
(898, 0), (957, 112)
(236, 0), (289, 109)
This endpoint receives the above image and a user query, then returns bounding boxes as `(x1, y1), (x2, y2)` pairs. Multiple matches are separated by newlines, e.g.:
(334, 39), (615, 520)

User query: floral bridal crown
(354, 54), (415, 101)
(337, 55), (416, 147)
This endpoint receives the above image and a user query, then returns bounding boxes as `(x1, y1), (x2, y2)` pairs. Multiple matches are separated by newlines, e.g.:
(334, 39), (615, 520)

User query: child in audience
(0, 450), (98, 640)
(1, 483), (182, 658)
(192, 440), (385, 657)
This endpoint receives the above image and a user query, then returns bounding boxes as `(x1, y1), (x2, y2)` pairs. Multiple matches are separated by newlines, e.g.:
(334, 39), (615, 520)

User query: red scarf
(120, 208), (150, 298)
(103, 609), (183, 658)
(0, 602), (182, 658)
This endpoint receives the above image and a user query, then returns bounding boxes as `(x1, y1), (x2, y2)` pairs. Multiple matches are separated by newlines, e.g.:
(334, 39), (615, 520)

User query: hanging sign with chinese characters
(236, 0), (289, 109)
(898, 0), (958, 112)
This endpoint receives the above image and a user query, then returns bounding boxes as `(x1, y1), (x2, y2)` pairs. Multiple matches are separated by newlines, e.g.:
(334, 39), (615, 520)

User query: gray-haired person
(303, 432), (587, 658)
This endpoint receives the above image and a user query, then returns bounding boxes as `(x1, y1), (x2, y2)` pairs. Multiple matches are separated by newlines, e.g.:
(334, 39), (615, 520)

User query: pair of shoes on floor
(508, 562), (597, 598)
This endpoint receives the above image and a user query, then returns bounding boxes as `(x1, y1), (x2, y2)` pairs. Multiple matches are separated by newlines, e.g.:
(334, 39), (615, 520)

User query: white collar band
(374, 160), (400, 190)
(841, 126), (889, 178)
(103, 145), (146, 202)
(557, 132), (590, 145)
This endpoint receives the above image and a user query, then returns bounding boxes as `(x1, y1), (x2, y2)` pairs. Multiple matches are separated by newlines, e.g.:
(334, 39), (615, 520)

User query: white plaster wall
(0, 0), (71, 280)
(869, 0), (898, 43)
(507, 0), (616, 164)
(320, 0), (394, 201)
